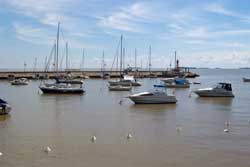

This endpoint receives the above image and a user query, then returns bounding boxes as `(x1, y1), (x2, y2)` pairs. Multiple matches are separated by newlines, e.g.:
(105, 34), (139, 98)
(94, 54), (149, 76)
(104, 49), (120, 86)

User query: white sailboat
(39, 22), (84, 94)
(108, 35), (141, 90)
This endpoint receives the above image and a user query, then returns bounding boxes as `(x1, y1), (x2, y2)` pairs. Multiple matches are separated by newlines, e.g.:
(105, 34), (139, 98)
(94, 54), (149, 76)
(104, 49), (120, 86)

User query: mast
(120, 35), (123, 77)
(174, 51), (177, 69)
(81, 48), (85, 71)
(123, 48), (125, 72)
(56, 22), (60, 73)
(66, 42), (68, 70)
(135, 48), (137, 69)
(102, 50), (105, 74)
(149, 45), (152, 74)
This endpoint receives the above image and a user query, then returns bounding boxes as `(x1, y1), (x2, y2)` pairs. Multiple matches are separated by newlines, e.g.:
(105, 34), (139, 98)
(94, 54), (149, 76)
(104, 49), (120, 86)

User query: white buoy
(91, 136), (96, 142)
(45, 146), (51, 153)
(0, 152), (2, 156)
(127, 133), (132, 139)
(224, 128), (229, 133)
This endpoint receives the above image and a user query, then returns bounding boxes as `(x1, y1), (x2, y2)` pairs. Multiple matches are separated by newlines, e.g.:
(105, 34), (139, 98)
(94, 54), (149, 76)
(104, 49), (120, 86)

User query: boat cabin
(216, 83), (232, 91)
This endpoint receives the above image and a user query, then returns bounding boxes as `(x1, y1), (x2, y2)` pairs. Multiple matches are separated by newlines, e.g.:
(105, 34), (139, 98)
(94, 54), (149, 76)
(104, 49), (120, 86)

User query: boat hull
(109, 81), (141, 86)
(194, 90), (234, 97)
(129, 96), (177, 104)
(109, 86), (131, 91)
(165, 83), (190, 88)
(39, 86), (84, 94)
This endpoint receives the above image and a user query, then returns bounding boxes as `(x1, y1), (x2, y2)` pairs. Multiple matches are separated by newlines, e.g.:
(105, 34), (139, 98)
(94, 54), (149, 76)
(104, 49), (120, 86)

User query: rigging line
(111, 39), (121, 71)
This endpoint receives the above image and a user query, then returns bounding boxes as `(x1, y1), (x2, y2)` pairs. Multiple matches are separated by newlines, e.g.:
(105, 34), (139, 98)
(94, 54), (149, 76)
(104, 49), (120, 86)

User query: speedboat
(109, 85), (132, 91)
(128, 91), (177, 104)
(0, 98), (11, 115)
(109, 75), (141, 86)
(243, 77), (250, 82)
(11, 78), (29, 85)
(39, 83), (84, 94)
(194, 83), (234, 97)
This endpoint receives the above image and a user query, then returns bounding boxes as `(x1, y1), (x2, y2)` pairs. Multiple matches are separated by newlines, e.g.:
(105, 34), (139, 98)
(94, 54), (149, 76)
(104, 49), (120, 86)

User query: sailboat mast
(135, 48), (137, 69)
(56, 22), (60, 73)
(149, 45), (152, 73)
(174, 51), (177, 69)
(66, 42), (68, 70)
(120, 35), (123, 77)
(81, 48), (85, 71)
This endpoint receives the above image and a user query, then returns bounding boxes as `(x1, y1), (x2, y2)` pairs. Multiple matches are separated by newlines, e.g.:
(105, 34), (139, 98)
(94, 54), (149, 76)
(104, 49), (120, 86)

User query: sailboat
(108, 35), (141, 88)
(39, 22), (84, 94)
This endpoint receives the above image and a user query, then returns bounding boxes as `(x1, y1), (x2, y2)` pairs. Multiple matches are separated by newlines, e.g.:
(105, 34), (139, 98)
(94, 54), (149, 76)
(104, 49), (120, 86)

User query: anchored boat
(11, 78), (29, 85)
(128, 91), (177, 104)
(39, 83), (84, 94)
(194, 83), (234, 97)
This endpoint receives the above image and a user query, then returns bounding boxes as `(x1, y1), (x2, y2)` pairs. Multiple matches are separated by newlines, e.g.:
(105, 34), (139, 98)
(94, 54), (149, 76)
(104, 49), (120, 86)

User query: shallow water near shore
(0, 69), (250, 167)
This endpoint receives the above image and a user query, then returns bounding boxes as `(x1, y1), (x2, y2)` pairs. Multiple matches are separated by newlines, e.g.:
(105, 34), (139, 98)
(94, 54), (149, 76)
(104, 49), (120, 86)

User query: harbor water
(0, 69), (250, 167)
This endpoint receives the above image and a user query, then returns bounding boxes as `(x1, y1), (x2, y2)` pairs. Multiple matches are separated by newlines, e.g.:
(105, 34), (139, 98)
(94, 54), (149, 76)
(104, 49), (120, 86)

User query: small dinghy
(128, 91), (177, 104)
(11, 78), (29, 85)
(0, 98), (11, 115)
(194, 83), (234, 97)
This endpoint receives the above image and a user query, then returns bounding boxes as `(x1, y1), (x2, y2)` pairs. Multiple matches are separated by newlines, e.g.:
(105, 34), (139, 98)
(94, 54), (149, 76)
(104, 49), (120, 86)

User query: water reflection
(129, 103), (177, 113)
(0, 114), (10, 122)
(195, 97), (233, 106)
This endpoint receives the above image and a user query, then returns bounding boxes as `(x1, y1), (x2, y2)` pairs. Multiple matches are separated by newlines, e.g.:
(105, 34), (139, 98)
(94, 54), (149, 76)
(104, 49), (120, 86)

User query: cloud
(204, 2), (250, 23)
(98, 2), (152, 32)
(13, 23), (55, 45)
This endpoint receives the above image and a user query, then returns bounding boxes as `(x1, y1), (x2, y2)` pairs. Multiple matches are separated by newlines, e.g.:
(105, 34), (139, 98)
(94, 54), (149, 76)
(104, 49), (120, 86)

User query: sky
(1, 0), (250, 69)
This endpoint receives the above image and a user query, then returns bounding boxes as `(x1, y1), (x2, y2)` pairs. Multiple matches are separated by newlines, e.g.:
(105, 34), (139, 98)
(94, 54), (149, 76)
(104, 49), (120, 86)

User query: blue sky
(1, 0), (250, 69)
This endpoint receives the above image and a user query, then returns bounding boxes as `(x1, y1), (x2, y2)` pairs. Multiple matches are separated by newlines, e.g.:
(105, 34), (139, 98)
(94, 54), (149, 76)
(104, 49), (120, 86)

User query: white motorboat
(11, 78), (29, 85)
(128, 91), (177, 104)
(194, 83), (234, 97)
(243, 77), (250, 82)
(109, 85), (132, 91)
(0, 98), (11, 115)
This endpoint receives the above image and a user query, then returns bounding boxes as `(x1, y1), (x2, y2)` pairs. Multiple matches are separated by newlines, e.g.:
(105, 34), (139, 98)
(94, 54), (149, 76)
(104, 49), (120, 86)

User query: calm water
(0, 69), (250, 167)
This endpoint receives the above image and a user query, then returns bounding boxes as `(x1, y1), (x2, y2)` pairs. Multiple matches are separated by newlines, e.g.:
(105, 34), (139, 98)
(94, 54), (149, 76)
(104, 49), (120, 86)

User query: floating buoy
(0, 152), (2, 156)
(45, 146), (51, 153)
(91, 136), (96, 142)
(224, 129), (229, 133)
(127, 133), (132, 139)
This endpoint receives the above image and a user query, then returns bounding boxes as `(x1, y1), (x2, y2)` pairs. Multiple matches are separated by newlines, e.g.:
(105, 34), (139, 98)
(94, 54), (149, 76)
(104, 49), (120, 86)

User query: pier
(0, 70), (165, 79)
